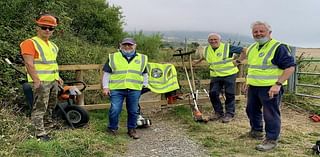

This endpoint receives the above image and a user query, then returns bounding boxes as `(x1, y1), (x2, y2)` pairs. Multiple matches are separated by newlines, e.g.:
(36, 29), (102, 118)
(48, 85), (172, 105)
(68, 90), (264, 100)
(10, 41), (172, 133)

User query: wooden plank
(80, 78), (246, 91)
(58, 64), (247, 111)
(76, 70), (84, 105)
(174, 95), (245, 104)
(179, 78), (245, 86)
(82, 95), (245, 110)
(59, 64), (102, 71)
(84, 84), (101, 90)
(83, 100), (168, 110)
(80, 104), (109, 110)
(74, 84), (102, 90)
(173, 62), (208, 68)
(173, 62), (247, 68)
(58, 63), (247, 70)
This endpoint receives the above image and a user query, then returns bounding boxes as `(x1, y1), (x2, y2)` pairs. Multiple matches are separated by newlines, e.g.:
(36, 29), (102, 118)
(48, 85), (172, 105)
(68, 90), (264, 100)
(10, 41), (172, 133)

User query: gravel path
(122, 115), (210, 157)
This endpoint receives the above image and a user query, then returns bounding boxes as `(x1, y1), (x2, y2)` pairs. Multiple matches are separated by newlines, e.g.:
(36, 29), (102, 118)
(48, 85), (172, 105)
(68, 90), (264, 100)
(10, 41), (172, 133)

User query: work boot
(249, 130), (264, 140)
(209, 113), (224, 121)
(106, 128), (117, 136)
(36, 135), (51, 141)
(127, 129), (140, 139)
(222, 114), (233, 123)
(256, 139), (278, 151)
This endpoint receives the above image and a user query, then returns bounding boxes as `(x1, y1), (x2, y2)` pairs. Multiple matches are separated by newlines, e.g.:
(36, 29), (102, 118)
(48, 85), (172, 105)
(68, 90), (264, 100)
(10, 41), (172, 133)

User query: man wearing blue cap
(102, 38), (148, 139)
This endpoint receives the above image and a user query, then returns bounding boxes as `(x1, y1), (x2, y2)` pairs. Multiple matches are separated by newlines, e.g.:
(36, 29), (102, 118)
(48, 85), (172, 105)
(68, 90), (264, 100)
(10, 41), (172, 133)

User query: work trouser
(108, 89), (141, 130)
(209, 74), (237, 116)
(31, 81), (59, 136)
(246, 85), (284, 140)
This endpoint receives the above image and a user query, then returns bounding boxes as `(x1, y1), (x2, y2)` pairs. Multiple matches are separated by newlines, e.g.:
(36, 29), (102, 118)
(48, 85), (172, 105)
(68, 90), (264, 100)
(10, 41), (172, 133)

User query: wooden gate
(59, 63), (246, 110)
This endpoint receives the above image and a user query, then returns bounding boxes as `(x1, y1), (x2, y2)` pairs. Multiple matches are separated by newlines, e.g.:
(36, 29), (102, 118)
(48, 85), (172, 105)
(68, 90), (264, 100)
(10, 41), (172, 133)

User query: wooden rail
(59, 63), (246, 110)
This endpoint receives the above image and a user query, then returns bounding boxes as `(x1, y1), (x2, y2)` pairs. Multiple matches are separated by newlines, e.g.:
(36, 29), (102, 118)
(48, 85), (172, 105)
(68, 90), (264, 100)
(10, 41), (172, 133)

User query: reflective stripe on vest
(204, 43), (238, 77)
(247, 39), (286, 86)
(27, 36), (59, 82)
(109, 52), (148, 90)
(146, 63), (180, 93)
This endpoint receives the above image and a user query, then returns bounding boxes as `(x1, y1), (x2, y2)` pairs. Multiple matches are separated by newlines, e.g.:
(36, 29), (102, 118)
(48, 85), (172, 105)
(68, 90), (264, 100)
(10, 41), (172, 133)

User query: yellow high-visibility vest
(26, 36), (59, 82)
(109, 52), (148, 90)
(147, 62), (180, 93)
(204, 43), (238, 77)
(246, 39), (286, 86)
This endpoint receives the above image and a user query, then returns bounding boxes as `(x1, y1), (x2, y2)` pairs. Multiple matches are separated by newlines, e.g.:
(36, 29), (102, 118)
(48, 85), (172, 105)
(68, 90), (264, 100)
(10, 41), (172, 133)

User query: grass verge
(0, 108), (130, 157)
(166, 102), (320, 157)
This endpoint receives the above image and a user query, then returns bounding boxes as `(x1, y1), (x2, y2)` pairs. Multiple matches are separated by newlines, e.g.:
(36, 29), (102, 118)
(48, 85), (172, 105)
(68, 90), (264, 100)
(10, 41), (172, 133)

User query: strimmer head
(193, 111), (209, 123)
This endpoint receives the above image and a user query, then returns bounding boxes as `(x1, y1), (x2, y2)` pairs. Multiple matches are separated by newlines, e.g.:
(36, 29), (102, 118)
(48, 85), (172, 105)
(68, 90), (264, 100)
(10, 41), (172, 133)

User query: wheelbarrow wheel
(63, 105), (89, 128)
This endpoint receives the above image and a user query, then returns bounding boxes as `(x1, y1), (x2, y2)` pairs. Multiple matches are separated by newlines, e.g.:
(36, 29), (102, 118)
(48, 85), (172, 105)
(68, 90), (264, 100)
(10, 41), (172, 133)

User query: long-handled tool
(173, 49), (208, 123)
(189, 54), (196, 90)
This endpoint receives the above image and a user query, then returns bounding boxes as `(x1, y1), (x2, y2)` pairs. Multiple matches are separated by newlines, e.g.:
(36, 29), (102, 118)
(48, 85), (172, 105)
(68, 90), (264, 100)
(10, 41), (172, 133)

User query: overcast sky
(109, 0), (320, 48)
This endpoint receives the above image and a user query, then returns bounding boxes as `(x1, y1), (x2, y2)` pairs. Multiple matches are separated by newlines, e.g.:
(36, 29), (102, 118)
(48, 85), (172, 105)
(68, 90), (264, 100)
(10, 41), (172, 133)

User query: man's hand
(103, 88), (110, 96)
(268, 85), (281, 99)
(193, 60), (200, 65)
(193, 58), (204, 66)
(34, 81), (41, 89)
(57, 78), (64, 85)
(232, 60), (241, 66)
(241, 83), (248, 97)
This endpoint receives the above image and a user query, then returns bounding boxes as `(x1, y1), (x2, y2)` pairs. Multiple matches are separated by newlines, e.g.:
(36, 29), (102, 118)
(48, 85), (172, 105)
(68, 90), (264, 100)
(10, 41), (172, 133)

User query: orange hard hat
(36, 15), (58, 27)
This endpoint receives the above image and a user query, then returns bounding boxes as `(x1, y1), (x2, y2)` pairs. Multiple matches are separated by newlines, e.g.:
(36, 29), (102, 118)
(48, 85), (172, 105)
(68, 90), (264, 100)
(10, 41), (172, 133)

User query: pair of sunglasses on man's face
(39, 26), (55, 31)
(121, 43), (134, 46)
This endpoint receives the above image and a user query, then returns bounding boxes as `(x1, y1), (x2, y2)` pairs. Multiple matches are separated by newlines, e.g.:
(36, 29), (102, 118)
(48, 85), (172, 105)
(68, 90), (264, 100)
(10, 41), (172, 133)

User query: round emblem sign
(259, 52), (265, 57)
(151, 68), (163, 78)
(135, 60), (141, 64)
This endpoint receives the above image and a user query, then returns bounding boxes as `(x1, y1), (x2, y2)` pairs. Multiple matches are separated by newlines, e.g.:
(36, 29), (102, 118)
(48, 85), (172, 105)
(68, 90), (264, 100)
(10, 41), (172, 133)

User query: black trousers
(209, 74), (237, 116)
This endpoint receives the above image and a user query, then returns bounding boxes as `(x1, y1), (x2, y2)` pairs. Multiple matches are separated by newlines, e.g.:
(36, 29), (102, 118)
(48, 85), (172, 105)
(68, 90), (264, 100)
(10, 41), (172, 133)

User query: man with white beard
(244, 21), (295, 151)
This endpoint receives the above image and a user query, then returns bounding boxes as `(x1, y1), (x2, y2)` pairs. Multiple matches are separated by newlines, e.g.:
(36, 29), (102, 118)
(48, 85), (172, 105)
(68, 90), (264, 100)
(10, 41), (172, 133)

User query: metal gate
(287, 47), (320, 99)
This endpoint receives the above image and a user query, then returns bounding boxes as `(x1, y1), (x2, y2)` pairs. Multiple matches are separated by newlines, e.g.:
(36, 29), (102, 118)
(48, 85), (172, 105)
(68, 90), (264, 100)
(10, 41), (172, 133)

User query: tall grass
(0, 108), (131, 157)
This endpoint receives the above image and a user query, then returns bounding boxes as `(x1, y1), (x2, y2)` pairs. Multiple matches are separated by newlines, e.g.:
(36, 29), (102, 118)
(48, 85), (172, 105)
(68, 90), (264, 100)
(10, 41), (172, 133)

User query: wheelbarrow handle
(63, 81), (87, 92)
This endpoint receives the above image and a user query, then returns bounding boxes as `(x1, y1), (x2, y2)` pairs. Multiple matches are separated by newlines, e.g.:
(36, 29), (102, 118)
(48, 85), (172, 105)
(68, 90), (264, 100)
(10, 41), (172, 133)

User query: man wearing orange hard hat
(20, 13), (63, 141)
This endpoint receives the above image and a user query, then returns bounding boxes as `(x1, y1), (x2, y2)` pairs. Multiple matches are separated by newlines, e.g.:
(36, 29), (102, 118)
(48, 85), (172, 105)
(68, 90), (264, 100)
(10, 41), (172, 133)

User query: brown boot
(127, 129), (140, 139)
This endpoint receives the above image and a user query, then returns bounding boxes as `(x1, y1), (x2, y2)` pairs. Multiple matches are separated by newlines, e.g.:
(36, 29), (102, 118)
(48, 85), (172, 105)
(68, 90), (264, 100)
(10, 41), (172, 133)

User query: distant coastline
(127, 30), (253, 46)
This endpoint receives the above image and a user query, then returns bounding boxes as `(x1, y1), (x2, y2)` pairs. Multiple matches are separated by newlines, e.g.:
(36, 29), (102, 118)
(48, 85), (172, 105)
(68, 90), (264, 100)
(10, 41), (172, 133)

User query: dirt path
(117, 101), (320, 157)
(122, 113), (210, 157)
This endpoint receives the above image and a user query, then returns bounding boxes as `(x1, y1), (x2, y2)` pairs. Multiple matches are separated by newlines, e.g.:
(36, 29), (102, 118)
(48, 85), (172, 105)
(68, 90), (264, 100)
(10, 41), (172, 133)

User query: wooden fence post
(236, 63), (245, 95)
(76, 70), (85, 105)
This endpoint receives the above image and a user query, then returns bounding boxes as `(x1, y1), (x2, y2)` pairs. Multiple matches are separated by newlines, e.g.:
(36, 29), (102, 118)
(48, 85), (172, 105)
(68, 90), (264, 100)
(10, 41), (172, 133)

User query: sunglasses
(121, 43), (134, 46)
(39, 26), (55, 31)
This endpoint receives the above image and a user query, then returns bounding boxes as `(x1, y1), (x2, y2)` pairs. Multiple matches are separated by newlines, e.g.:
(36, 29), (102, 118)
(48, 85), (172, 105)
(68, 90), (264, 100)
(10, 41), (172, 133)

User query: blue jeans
(209, 74), (237, 116)
(246, 86), (283, 140)
(108, 89), (141, 130)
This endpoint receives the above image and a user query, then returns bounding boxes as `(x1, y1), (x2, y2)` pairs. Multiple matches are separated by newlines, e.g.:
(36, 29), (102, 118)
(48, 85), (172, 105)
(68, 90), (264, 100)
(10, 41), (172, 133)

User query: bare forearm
(277, 66), (295, 83)
(239, 47), (247, 61)
(25, 64), (39, 80)
(23, 55), (40, 82)
(194, 57), (204, 65)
